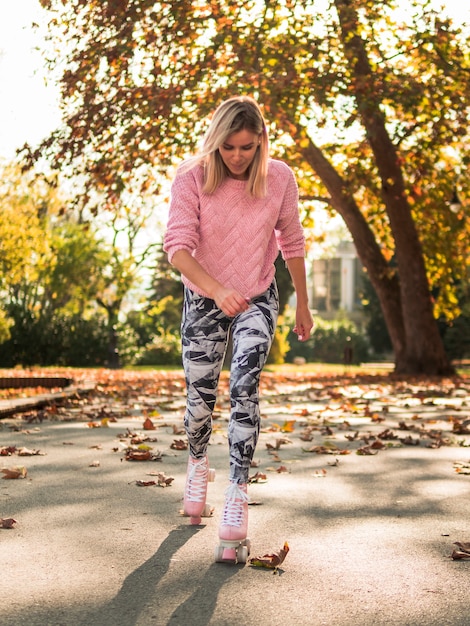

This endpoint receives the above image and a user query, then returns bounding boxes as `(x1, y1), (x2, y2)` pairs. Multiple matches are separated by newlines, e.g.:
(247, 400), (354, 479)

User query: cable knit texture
(163, 158), (305, 299)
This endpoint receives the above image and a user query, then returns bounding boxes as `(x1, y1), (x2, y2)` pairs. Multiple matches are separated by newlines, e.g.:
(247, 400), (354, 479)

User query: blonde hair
(179, 96), (269, 198)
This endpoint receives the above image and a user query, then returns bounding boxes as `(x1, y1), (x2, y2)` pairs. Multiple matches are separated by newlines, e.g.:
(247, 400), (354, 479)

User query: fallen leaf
(454, 462), (470, 474)
(399, 435), (420, 446)
(377, 429), (398, 440)
(453, 541), (470, 553)
(125, 449), (151, 461)
(453, 419), (470, 434)
(451, 549), (470, 560)
(170, 439), (188, 450)
(249, 541), (289, 571)
(143, 417), (156, 430)
(299, 428), (315, 442)
(0, 517), (17, 529)
(154, 472), (174, 487)
(125, 448), (162, 461)
(130, 435), (158, 445)
(356, 446), (379, 455)
(370, 439), (386, 449)
(248, 471), (267, 483)
(304, 444), (349, 455)
(1, 466), (27, 479)
(371, 413), (385, 422)
(266, 437), (293, 451)
(0, 446), (17, 456)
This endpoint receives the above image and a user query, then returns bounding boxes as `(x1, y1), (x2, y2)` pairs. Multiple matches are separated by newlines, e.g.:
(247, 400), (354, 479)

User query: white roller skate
(215, 482), (251, 564)
(183, 455), (215, 525)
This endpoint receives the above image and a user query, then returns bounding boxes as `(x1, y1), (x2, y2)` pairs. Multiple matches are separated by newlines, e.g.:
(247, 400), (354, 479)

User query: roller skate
(214, 482), (251, 564)
(183, 455), (215, 525)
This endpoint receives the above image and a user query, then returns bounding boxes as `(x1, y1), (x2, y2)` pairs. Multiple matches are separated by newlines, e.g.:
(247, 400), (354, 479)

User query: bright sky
(0, 0), (468, 161)
(0, 0), (60, 159)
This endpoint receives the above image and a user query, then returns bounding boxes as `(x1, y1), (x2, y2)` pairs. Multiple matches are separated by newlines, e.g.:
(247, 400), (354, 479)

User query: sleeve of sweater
(163, 168), (201, 263)
(274, 163), (306, 260)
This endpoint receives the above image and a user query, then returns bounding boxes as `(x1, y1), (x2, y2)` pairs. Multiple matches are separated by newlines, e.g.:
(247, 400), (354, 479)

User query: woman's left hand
(293, 306), (314, 342)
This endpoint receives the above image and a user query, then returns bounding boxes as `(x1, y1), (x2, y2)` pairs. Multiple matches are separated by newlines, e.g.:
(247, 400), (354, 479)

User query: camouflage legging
(181, 281), (279, 484)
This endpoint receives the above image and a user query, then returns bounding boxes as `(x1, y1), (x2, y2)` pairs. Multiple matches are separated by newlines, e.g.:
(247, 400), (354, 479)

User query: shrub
(267, 316), (291, 364)
(137, 329), (182, 366)
(285, 315), (369, 364)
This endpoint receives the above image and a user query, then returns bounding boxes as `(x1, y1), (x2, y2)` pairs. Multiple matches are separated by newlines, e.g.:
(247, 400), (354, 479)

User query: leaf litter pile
(1, 367), (469, 561)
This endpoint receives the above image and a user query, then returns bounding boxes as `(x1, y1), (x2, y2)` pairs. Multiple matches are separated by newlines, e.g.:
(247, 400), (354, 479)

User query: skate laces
(186, 457), (208, 503)
(221, 483), (248, 528)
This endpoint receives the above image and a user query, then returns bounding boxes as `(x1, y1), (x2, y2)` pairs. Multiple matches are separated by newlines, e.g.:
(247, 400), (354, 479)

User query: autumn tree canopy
(30, 0), (470, 375)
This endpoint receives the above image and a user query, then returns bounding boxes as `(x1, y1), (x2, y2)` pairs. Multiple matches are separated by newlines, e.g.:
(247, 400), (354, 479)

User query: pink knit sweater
(163, 158), (305, 299)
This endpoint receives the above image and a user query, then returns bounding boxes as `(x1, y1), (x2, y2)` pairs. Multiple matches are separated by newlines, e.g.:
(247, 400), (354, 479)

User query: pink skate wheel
(222, 547), (237, 561)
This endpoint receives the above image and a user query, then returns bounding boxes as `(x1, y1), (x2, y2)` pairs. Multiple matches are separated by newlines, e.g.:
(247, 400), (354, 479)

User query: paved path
(1, 375), (469, 626)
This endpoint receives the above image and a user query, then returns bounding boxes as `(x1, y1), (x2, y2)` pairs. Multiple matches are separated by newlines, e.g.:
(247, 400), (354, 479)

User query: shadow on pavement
(166, 561), (240, 625)
(77, 525), (201, 626)
(76, 524), (241, 626)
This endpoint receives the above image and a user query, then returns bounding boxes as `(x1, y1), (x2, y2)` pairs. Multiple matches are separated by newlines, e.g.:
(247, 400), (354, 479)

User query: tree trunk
(333, 0), (453, 376)
(301, 136), (407, 369)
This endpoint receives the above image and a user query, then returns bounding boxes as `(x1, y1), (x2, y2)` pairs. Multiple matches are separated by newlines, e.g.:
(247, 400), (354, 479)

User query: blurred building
(310, 241), (363, 321)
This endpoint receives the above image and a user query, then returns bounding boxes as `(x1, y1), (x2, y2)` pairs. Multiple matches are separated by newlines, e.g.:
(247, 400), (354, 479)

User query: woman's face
(218, 129), (260, 180)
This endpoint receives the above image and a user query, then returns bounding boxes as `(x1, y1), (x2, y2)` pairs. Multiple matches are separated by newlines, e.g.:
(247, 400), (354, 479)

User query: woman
(163, 95), (313, 561)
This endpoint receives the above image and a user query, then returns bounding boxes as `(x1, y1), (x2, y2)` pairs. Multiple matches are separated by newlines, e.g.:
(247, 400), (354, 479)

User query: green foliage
(441, 280), (470, 362)
(128, 247), (184, 365)
(0, 309), (107, 367)
(286, 315), (369, 364)
(360, 272), (393, 356)
(443, 315), (470, 362)
(267, 316), (291, 365)
(0, 307), (142, 368)
(47, 221), (110, 314)
(146, 247), (184, 333)
(0, 164), (52, 290)
(0, 161), (159, 368)
(137, 329), (182, 367)
(0, 309), (13, 345)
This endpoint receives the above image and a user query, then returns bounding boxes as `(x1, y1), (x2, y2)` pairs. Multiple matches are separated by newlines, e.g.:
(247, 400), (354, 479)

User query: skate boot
(215, 482), (251, 563)
(183, 455), (215, 525)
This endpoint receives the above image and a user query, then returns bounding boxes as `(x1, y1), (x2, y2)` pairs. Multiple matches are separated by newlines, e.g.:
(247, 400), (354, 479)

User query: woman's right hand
(170, 250), (249, 316)
(213, 286), (250, 317)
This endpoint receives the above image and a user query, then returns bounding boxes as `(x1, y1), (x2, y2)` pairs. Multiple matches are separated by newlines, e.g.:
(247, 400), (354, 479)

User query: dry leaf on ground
(249, 541), (289, 571)
(454, 462), (470, 474)
(170, 439), (188, 450)
(248, 471), (267, 483)
(124, 448), (162, 461)
(1, 466), (27, 479)
(0, 517), (17, 528)
(451, 541), (470, 560)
